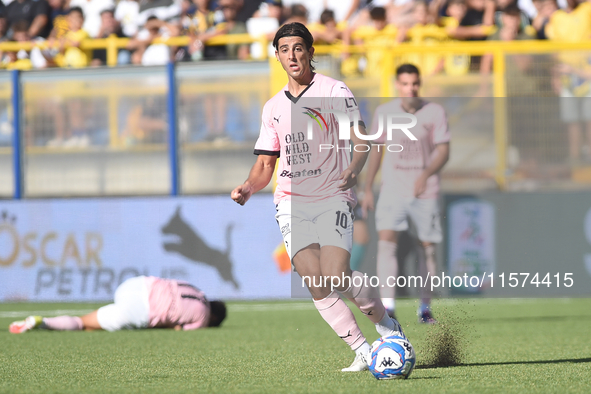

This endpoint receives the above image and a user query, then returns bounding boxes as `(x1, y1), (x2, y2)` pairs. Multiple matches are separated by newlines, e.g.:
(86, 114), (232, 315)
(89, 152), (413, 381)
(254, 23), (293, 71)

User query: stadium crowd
(0, 0), (588, 70)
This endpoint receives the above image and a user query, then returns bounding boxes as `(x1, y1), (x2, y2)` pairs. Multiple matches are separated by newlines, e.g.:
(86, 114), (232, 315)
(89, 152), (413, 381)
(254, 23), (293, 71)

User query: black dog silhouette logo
(161, 206), (239, 289)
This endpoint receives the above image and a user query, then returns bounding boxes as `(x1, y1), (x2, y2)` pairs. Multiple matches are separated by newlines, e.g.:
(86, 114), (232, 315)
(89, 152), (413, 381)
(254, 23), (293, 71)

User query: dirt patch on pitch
(416, 303), (472, 368)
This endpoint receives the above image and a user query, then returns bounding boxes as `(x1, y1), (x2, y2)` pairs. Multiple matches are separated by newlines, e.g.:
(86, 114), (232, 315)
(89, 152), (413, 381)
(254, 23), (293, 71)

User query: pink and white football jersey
(370, 99), (449, 199)
(254, 73), (363, 205)
(145, 277), (210, 330)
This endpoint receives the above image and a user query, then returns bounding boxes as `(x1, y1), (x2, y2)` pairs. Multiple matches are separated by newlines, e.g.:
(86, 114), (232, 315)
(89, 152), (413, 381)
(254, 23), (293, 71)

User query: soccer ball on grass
(368, 335), (416, 380)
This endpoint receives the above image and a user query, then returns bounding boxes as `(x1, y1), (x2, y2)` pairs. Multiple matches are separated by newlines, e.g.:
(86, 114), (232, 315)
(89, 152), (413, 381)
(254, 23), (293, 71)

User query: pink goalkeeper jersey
(371, 99), (449, 199)
(145, 277), (210, 331)
(254, 73), (363, 205)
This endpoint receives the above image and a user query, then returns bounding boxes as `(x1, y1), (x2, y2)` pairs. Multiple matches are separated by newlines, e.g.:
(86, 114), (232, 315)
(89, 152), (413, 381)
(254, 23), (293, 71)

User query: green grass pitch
(1, 298), (590, 394)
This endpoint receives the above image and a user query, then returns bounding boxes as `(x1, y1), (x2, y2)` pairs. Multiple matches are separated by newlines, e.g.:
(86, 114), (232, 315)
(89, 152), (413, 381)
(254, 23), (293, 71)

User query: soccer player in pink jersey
(9, 276), (227, 333)
(362, 63), (450, 324)
(231, 22), (404, 372)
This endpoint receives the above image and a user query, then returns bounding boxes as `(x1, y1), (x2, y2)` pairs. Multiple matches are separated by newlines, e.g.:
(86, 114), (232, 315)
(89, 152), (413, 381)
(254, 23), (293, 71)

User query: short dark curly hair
(396, 63), (420, 78)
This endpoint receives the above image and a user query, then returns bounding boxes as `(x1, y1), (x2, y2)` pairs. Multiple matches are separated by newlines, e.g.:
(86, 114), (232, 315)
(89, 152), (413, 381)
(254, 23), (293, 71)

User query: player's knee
(353, 221), (370, 244)
(378, 230), (398, 243)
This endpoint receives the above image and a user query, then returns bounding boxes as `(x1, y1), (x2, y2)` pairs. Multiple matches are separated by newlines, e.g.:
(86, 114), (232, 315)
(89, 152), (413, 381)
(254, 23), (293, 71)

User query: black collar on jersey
(285, 81), (315, 104)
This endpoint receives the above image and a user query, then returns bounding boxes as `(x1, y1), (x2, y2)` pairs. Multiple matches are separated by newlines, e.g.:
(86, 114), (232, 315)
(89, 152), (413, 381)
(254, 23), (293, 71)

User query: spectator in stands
(218, 0), (249, 60)
(342, 6), (397, 76)
(518, 0), (541, 19)
(344, 6), (397, 46)
(493, 0), (533, 33)
(236, 0), (265, 23)
(115, 0), (140, 38)
(309, 9), (343, 45)
(0, 4), (7, 44)
(490, 4), (542, 169)
(546, 0), (591, 164)
(440, 0), (468, 32)
(6, 0), (52, 38)
(48, 0), (71, 40)
(183, 0), (227, 60)
(544, 0), (589, 42)
(284, 4), (309, 25)
(0, 2), (5, 36)
(136, 0), (182, 29)
(395, 1), (450, 75)
(3, 20), (47, 69)
(127, 15), (180, 66)
(281, 0), (322, 23)
(246, 0), (282, 59)
(251, 0), (283, 21)
(449, 0), (494, 39)
(47, 6), (91, 68)
(389, 0), (421, 27)
(531, 0), (558, 39)
(324, 0), (363, 25)
(489, 3), (533, 40)
(437, 0), (473, 76)
(91, 9), (128, 66)
(398, 0), (439, 39)
(479, 4), (534, 94)
(69, 0), (115, 38)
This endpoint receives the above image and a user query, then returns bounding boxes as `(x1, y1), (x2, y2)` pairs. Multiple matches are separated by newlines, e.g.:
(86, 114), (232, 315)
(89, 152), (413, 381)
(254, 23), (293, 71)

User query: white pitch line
(229, 303), (315, 312)
(0, 303), (316, 319)
(0, 298), (574, 319)
(0, 309), (95, 318)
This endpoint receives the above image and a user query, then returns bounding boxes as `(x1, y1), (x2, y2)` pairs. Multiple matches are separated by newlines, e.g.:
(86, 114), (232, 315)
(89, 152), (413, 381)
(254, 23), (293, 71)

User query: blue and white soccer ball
(368, 335), (416, 380)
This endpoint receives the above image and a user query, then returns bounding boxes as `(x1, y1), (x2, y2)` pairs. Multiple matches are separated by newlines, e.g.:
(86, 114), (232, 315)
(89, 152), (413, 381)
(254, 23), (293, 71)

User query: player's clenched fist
(231, 182), (252, 206)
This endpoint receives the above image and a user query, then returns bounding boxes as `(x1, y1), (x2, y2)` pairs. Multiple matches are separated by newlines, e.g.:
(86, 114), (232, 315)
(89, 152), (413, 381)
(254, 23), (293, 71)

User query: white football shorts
(375, 196), (442, 243)
(96, 276), (150, 331)
(275, 199), (354, 262)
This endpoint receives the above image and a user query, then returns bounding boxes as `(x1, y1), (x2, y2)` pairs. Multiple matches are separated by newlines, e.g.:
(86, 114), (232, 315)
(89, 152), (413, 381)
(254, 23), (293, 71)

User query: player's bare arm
(339, 125), (370, 191)
(414, 142), (450, 198)
(231, 154), (278, 206)
(361, 144), (384, 216)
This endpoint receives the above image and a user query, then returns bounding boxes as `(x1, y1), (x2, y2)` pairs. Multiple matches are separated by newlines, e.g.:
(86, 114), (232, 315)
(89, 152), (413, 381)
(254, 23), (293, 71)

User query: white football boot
(387, 316), (407, 340)
(341, 350), (370, 372)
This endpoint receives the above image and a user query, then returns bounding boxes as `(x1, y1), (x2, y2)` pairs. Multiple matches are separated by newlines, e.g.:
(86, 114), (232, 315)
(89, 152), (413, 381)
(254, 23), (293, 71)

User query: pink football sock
(339, 271), (386, 324)
(313, 291), (366, 351)
(41, 316), (84, 331)
(377, 240), (398, 302)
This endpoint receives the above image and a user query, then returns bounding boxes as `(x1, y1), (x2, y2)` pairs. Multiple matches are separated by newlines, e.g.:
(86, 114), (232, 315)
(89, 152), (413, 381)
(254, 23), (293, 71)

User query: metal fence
(3, 40), (591, 198)
(3, 61), (270, 198)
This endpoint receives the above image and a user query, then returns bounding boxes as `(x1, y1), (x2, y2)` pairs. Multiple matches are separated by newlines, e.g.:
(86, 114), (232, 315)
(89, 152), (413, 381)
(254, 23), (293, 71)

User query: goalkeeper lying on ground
(9, 276), (227, 333)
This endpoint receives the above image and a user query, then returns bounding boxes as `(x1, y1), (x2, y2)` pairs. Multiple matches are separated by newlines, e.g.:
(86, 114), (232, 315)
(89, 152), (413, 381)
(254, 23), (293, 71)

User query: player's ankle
(354, 341), (371, 357)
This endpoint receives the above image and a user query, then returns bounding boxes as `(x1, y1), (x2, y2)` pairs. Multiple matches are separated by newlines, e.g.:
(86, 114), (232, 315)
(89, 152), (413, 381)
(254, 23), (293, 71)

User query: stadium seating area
(0, 0), (588, 71)
(2, 0), (591, 197)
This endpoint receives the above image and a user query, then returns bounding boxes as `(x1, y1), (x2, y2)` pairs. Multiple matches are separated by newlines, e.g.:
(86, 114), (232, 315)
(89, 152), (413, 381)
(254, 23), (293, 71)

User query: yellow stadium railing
(0, 34), (266, 66)
(3, 32), (591, 189)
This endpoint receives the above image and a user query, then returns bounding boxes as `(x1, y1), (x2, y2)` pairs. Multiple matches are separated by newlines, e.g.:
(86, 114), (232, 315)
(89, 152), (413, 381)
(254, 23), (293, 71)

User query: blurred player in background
(9, 276), (227, 333)
(350, 195), (370, 271)
(231, 22), (404, 372)
(362, 63), (450, 324)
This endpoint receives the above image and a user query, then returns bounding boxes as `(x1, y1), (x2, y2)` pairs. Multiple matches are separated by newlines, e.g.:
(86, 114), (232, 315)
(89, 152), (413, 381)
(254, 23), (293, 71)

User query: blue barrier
(11, 69), (22, 200)
(167, 62), (180, 196)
